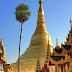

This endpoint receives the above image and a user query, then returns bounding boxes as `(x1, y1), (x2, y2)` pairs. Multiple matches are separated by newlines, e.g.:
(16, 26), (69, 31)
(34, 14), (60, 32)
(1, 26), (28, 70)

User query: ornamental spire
(70, 18), (72, 28)
(38, 0), (44, 15)
(39, 0), (43, 7)
(35, 57), (41, 72)
(0, 37), (3, 46)
(56, 37), (58, 47)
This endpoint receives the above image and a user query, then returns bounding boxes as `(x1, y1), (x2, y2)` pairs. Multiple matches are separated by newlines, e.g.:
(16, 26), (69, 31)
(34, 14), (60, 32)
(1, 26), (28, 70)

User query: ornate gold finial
(38, 0), (44, 15)
(0, 37), (3, 46)
(39, 0), (43, 7)
(56, 37), (61, 49)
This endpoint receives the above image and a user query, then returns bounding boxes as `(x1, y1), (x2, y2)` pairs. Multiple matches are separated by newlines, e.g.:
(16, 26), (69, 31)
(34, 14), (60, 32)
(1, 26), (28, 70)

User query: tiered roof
(48, 20), (72, 65)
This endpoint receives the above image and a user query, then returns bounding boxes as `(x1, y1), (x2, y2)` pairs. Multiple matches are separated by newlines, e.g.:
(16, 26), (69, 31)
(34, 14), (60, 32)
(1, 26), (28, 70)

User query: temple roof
(63, 45), (71, 50)
(46, 20), (72, 66)
(49, 53), (72, 64)
(50, 56), (65, 61)
(65, 19), (72, 45)
(54, 48), (62, 54)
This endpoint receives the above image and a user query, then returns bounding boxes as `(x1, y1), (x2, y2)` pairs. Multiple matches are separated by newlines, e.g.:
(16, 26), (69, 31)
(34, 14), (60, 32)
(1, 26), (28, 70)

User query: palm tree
(15, 4), (31, 72)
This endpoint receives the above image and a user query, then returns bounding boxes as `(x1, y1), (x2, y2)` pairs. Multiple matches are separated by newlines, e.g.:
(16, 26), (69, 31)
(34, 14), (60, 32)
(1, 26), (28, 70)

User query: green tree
(15, 4), (31, 72)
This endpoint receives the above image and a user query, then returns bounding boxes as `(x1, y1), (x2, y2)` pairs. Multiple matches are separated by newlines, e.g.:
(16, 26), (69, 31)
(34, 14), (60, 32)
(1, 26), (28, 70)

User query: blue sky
(0, 0), (72, 64)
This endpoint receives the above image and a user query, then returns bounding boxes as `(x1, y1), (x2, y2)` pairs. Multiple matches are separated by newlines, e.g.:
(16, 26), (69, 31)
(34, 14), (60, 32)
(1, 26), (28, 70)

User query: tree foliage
(15, 4), (31, 23)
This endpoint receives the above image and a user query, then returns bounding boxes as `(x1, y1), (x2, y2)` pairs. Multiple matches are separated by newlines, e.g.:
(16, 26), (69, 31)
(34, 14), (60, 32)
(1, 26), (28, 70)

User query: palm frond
(15, 4), (31, 23)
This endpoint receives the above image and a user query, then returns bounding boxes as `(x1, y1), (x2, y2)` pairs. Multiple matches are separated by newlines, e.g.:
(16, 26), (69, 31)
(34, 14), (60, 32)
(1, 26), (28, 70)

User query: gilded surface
(12, 0), (54, 72)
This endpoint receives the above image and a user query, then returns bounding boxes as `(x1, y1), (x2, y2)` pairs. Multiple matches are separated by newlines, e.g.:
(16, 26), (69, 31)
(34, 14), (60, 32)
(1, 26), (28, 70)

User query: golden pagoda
(0, 38), (13, 72)
(12, 0), (54, 72)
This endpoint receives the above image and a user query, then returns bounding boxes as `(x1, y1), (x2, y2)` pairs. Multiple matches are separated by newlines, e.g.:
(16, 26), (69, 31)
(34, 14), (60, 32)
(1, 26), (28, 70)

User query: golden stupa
(12, 0), (54, 72)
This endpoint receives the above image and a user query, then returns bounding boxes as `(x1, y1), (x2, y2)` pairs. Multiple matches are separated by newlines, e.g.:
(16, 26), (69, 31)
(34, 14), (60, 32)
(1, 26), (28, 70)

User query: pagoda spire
(56, 37), (58, 46)
(64, 19), (72, 45)
(0, 37), (3, 46)
(39, 0), (43, 7)
(35, 57), (42, 72)
(38, 0), (44, 15)
(70, 18), (72, 28)
(37, 0), (45, 25)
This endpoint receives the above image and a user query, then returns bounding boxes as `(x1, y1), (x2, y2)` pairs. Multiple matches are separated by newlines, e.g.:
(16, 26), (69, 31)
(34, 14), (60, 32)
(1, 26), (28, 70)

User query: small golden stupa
(12, 0), (54, 72)
(0, 37), (3, 46)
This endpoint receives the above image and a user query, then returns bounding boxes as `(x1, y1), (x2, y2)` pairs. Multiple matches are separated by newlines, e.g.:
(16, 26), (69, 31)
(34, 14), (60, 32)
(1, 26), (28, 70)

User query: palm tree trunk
(18, 23), (23, 72)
